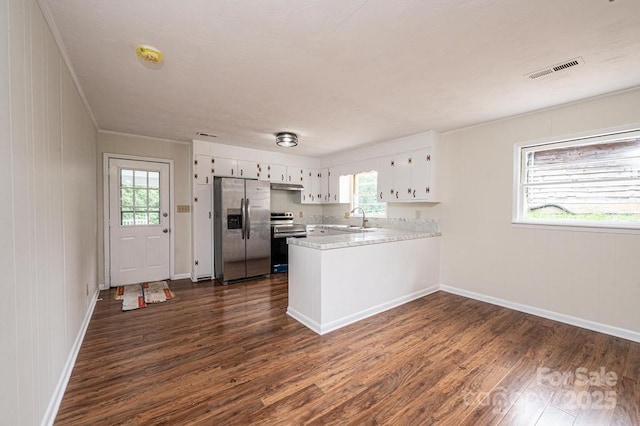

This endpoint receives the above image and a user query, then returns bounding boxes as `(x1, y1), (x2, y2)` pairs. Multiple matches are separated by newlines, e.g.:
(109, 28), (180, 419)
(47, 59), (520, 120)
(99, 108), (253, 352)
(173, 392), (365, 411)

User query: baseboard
(41, 289), (100, 426)
(440, 285), (640, 344)
(286, 307), (321, 334)
(303, 285), (439, 335)
(171, 273), (191, 281)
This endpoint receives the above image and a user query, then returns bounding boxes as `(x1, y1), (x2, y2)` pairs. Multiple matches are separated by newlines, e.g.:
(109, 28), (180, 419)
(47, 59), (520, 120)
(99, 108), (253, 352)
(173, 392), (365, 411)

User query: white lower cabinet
(192, 184), (212, 280)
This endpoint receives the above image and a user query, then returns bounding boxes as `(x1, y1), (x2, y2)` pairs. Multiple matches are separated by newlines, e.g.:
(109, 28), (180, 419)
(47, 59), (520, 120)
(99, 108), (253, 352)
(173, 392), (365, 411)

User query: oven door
(271, 232), (306, 273)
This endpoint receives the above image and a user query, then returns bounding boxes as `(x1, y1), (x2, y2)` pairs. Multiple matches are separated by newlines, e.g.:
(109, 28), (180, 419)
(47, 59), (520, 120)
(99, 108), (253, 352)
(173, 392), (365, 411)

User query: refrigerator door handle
(246, 198), (251, 239)
(240, 198), (245, 239)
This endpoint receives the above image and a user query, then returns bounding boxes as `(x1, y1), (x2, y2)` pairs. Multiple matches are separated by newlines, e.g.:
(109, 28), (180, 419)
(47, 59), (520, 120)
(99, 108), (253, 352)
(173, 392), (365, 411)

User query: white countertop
(288, 226), (441, 250)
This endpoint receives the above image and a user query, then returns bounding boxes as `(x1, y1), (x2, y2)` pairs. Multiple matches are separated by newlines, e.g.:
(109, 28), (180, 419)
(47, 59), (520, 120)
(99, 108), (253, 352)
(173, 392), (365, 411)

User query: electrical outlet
(86, 283), (89, 296)
(415, 210), (422, 219)
(344, 212), (350, 219)
(299, 211), (304, 218)
(177, 205), (190, 213)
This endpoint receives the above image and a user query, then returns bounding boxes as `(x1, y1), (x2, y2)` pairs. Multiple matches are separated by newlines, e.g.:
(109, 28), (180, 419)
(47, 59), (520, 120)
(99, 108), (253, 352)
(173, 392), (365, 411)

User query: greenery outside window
(352, 171), (386, 217)
(516, 129), (640, 228)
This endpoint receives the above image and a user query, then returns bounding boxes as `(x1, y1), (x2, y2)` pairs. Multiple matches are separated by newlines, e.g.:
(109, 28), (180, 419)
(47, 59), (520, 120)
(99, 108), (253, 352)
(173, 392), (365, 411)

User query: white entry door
(108, 158), (170, 286)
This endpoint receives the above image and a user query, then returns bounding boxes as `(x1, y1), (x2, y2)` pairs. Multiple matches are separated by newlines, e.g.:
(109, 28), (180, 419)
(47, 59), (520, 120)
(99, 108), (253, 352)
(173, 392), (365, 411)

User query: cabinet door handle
(206, 176), (209, 184)
(426, 187), (430, 194)
(281, 174), (285, 181)
(288, 175), (291, 181)
(395, 191), (398, 199)
(427, 155), (431, 161)
(380, 191), (382, 199)
(231, 169), (234, 176)
(412, 189), (416, 198)
(240, 169), (243, 176)
(408, 188), (411, 194)
(194, 173), (198, 179)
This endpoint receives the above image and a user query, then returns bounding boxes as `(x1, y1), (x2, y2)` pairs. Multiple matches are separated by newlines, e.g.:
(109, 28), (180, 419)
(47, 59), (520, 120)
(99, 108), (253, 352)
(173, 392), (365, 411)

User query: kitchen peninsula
(287, 228), (441, 334)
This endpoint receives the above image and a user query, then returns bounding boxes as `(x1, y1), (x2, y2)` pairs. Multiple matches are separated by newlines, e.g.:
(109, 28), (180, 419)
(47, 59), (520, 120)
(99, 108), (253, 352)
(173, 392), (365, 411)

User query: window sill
(512, 220), (640, 235)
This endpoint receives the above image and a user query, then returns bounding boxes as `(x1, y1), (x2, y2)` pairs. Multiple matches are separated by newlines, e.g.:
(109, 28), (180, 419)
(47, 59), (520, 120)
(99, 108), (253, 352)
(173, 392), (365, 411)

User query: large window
(352, 171), (386, 217)
(516, 130), (640, 228)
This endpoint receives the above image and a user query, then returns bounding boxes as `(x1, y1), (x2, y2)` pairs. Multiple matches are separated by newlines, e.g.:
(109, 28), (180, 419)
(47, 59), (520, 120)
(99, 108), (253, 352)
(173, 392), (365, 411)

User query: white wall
(439, 87), (640, 336)
(1, 0), (98, 424)
(96, 131), (192, 284)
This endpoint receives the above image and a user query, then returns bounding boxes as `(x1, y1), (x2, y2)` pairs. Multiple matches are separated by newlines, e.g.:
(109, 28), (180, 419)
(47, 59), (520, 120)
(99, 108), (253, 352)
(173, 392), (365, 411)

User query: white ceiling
(44, 0), (640, 157)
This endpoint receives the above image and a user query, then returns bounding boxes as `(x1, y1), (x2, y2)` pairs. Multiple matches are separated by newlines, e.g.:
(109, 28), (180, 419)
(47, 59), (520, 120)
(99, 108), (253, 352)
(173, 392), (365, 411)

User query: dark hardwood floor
(55, 275), (640, 425)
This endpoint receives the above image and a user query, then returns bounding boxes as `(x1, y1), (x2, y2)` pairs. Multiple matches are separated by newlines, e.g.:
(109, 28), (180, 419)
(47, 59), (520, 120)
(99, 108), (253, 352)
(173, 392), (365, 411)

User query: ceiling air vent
(525, 57), (584, 80)
(196, 132), (217, 138)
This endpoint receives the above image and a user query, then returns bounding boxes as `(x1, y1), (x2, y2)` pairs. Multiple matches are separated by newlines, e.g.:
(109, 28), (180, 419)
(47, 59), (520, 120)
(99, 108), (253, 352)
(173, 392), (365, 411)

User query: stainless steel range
(271, 212), (307, 273)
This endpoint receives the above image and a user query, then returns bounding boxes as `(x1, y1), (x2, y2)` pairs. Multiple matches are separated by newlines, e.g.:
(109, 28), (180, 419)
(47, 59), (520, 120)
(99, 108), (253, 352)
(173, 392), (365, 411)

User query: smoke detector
(525, 57), (584, 80)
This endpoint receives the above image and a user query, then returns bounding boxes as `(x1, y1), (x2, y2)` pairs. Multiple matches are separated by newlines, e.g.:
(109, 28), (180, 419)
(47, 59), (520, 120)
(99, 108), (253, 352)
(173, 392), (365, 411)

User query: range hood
(270, 182), (304, 191)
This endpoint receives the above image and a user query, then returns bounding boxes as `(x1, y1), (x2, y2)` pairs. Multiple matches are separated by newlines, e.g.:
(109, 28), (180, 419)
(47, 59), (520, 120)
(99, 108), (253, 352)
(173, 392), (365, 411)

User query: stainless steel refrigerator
(214, 177), (271, 283)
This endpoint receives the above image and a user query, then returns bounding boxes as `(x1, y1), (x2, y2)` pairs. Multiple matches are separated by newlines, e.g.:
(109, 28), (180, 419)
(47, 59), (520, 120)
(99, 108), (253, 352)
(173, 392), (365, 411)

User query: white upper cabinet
(394, 154), (412, 201)
(319, 168), (329, 202)
(302, 168), (320, 203)
(256, 162), (269, 181)
(377, 157), (395, 202)
(375, 145), (439, 202)
(212, 157), (238, 177)
(410, 149), (432, 200)
(287, 166), (304, 185)
(194, 154), (213, 184)
(237, 160), (259, 179)
(327, 168), (339, 203)
(268, 164), (287, 183)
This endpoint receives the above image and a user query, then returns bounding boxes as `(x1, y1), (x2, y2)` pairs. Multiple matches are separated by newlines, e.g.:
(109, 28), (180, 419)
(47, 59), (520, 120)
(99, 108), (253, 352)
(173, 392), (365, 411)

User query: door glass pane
(134, 170), (147, 187)
(134, 188), (148, 207)
(121, 169), (134, 187)
(135, 210), (148, 225)
(148, 171), (160, 188)
(148, 212), (160, 225)
(121, 212), (134, 225)
(120, 168), (162, 226)
(148, 189), (160, 207)
(121, 188), (133, 207)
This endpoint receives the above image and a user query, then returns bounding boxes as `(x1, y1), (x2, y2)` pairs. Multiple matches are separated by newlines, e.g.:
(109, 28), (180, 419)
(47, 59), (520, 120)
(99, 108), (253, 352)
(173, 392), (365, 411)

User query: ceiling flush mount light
(276, 132), (298, 148)
(135, 45), (164, 68)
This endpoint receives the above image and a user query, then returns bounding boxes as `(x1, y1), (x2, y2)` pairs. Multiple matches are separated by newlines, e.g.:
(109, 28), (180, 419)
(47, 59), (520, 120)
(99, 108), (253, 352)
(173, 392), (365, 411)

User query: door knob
(163, 229), (169, 233)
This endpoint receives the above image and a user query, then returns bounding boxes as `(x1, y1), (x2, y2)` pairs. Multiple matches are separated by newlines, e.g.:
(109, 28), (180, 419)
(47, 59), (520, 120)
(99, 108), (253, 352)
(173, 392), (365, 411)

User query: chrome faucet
(350, 206), (368, 229)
